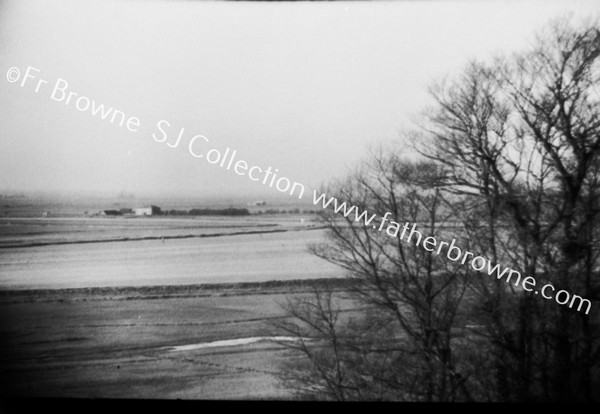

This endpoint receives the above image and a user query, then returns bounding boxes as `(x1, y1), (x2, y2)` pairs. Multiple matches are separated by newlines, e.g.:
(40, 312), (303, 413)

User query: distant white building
(134, 205), (161, 216)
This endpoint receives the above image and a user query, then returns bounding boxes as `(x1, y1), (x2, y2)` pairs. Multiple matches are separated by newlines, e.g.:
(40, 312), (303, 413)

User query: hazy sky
(1, 0), (598, 199)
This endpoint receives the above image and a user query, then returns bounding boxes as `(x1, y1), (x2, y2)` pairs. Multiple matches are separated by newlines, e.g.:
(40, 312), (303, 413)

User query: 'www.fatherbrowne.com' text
(312, 190), (592, 315)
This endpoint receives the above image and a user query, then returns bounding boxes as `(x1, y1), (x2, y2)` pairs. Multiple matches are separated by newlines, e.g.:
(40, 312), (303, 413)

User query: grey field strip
(0, 228), (290, 249)
(0, 276), (353, 297)
(14, 317), (282, 330)
(0, 225), (328, 249)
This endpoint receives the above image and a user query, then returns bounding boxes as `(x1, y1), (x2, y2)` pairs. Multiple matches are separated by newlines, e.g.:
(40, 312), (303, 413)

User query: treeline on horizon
(164, 208), (251, 216)
(164, 207), (319, 216)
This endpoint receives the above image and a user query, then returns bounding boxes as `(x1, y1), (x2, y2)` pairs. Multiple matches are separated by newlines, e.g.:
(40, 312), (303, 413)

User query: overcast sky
(1, 0), (598, 199)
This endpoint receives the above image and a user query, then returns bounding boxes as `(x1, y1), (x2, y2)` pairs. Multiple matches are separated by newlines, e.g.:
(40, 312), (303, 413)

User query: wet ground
(0, 280), (354, 399)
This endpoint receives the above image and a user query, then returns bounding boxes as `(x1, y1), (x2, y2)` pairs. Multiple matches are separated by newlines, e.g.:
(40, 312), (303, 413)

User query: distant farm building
(134, 205), (161, 216)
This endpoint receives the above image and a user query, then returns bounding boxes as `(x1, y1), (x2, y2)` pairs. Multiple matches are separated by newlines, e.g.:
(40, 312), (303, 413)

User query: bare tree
(280, 17), (599, 402)
(277, 152), (479, 401)
(419, 18), (600, 401)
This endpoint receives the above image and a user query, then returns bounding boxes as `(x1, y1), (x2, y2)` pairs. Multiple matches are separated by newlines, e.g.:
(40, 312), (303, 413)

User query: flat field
(0, 280), (357, 399)
(0, 207), (349, 399)
(0, 217), (342, 290)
